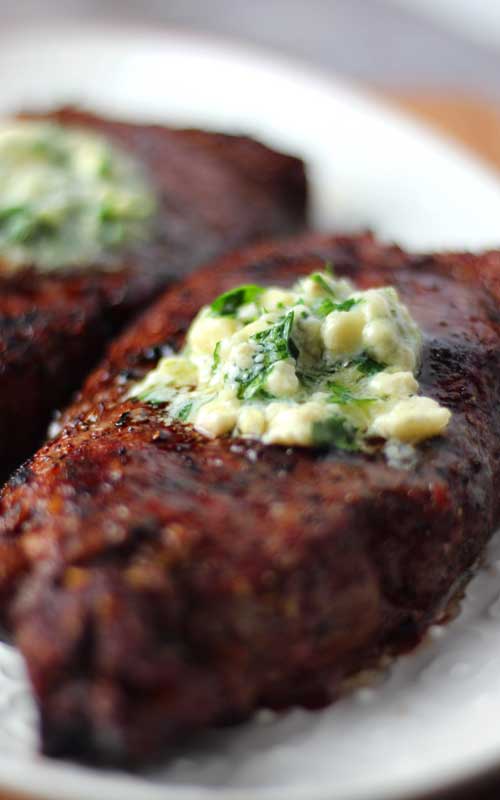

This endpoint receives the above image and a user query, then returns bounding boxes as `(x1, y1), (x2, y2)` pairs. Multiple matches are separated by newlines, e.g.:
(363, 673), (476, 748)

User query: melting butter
(0, 121), (156, 272)
(131, 269), (451, 451)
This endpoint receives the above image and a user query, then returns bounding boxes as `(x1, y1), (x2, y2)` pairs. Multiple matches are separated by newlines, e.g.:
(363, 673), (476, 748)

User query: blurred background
(1, 0), (500, 99)
(3, 0), (500, 170)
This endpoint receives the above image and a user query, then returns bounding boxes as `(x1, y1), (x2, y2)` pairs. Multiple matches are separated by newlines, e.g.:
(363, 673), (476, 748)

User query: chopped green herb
(176, 401), (193, 421)
(98, 154), (113, 178)
(238, 367), (273, 401)
(235, 368), (263, 401)
(315, 297), (361, 319)
(0, 205), (27, 224)
(5, 210), (55, 244)
(253, 310), (298, 361)
(212, 341), (221, 373)
(235, 311), (299, 399)
(324, 261), (334, 276)
(335, 298), (361, 312)
(327, 381), (375, 406)
(297, 361), (341, 388)
(315, 298), (335, 318)
(311, 416), (358, 450)
(210, 284), (264, 316)
(235, 366), (263, 400)
(31, 138), (68, 166)
(311, 272), (334, 294)
(0, 206), (34, 243)
(99, 200), (120, 223)
(350, 353), (385, 376)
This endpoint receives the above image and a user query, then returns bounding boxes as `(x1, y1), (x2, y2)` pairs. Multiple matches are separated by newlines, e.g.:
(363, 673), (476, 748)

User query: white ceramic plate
(1, 22), (500, 800)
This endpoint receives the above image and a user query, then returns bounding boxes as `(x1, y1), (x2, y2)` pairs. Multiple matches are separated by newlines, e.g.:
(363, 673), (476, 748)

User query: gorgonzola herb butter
(0, 121), (156, 271)
(131, 268), (451, 450)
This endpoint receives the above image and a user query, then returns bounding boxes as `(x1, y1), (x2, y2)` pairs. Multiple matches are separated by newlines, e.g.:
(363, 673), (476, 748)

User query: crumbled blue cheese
(0, 121), (156, 271)
(130, 268), (451, 451)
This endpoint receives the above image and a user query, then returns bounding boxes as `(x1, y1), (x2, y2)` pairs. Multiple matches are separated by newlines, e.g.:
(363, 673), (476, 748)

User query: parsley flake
(176, 402), (193, 421)
(235, 311), (299, 400)
(212, 341), (221, 373)
(210, 284), (264, 316)
(350, 354), (385, 376)
(311, 416), (358, 450)
(315, 297), (361, 318)
(327, 382), (375, 406)
(311, 272), (334, 294)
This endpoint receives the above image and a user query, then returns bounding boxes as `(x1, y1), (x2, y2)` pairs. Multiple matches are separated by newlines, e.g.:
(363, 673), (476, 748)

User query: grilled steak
(0, 232), (499, 765)
(0, 108), (307, 480)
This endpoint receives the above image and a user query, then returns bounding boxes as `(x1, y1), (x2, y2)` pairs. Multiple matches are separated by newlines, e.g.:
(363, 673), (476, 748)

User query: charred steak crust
(0, 107), (307, 479)
(1, 232), (499, 765)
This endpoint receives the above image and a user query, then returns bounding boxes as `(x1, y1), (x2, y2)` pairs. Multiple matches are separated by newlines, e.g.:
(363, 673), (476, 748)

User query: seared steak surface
(0, 108), (306, 479)
(1, 232), (499, 765)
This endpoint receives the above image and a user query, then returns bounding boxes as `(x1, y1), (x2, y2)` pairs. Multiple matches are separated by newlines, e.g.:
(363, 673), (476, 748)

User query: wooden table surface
(1, 93), (500, 800)
(394, 93), (500, 173)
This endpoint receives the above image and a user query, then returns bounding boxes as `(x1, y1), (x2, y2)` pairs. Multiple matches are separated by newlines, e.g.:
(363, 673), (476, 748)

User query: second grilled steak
(0, 107), (307, 479)
(0, 232), (499, 764)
